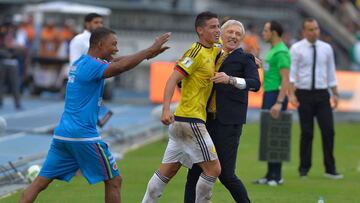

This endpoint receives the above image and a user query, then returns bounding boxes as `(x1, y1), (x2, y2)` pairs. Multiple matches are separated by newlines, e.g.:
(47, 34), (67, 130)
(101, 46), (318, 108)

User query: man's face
(197, 18), (220, 45)
(87, 17), (103, 32)
(221, 24), (243, 52)
(100, 33), (118, 61)
(262, 22), (272, 43)
(303, 20), (320, 43)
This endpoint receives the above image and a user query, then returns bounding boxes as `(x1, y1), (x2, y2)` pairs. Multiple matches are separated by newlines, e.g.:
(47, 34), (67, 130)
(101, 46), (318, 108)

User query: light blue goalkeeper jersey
(54, 55), (108, 140)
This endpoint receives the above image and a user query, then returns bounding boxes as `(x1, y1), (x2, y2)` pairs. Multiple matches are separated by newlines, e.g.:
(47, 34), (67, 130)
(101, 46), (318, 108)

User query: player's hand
(161, 109), (174, 125)
(210, 72), (230, 84)
(289, 94), (299, 108)
(270, 103), (281, 119)
(148, 32), (171, 59)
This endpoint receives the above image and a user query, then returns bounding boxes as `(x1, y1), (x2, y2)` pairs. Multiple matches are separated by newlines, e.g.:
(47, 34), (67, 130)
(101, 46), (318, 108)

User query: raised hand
(148, 32), (171, 59)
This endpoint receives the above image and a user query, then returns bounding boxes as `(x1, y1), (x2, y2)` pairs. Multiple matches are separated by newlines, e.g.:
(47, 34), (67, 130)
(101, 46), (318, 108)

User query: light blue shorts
(39, 139), (119, 184)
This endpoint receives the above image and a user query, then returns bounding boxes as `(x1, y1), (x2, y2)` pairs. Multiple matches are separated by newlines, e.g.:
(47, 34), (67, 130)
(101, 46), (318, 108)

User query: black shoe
(324, 172), (343, 179)
(300, 171), (308, 179)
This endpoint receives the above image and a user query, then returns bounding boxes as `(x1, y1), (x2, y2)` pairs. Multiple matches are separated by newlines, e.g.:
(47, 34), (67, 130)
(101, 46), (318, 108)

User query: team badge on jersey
(113, 162), (118, 170)
(263, 63), (270, 71)
(181, 57), (193, 68)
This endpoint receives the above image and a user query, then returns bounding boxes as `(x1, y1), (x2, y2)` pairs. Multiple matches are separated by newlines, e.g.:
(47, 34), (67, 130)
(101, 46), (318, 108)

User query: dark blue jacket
(214, 48), (261, 125)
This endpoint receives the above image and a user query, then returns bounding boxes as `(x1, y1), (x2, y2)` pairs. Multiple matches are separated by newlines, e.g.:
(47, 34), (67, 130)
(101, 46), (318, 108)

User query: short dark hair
(84, 13), (102, 23)
(89, 27), (115, 48)
(195, 11), (218, 30)
(269, 20), (283, 37)
(302, 18), (317, 29)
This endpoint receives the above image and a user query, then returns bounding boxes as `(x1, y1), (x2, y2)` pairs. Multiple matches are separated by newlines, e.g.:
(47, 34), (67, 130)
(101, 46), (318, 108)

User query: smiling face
(197, 18), (221, 46)
(100, 33), (118, 61)
(221, 24), (244, 53)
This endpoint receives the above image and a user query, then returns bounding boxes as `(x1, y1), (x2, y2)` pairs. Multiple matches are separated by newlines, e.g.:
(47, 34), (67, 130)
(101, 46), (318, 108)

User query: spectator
(242, 23), (261, 57)
(0, 22), (23, 110)
(350, 32), (360, 70)
(57, 20), (76, 59)
(39, 20), (59, 58)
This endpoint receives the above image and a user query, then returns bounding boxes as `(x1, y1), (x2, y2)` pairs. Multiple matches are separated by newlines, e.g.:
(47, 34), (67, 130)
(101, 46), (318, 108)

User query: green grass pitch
(2, 123), (360, 203)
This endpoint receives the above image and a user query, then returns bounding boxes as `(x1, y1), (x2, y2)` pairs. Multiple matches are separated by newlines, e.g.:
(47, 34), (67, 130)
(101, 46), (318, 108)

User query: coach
(289, 18), (343, 179)
(184, 19), (260, 203)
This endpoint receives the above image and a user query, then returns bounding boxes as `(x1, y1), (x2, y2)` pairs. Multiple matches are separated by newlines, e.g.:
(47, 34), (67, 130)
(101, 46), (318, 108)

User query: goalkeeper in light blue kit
(20, 28), (170, 203)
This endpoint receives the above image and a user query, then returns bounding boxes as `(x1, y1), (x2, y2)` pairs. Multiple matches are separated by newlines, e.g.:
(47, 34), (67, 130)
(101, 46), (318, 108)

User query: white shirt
(69, 30), (91, 66)
(290, 39), (337, 89)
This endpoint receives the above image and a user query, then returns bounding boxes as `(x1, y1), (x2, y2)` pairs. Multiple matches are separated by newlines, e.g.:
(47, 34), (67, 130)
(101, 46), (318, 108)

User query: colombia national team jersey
(174, 42), (221, 122)
(54, 55), (108, 140)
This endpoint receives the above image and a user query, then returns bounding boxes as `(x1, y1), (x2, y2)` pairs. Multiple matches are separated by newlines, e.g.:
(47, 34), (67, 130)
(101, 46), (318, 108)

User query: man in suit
(184, 19), (260, 203)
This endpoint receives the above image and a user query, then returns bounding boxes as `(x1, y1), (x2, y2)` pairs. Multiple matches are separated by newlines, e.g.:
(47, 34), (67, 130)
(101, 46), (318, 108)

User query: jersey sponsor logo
(181, 57), (193, 68)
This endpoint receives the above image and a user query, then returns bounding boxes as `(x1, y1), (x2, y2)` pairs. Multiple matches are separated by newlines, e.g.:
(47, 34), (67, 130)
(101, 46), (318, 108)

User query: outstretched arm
(103, 32), (171, 78)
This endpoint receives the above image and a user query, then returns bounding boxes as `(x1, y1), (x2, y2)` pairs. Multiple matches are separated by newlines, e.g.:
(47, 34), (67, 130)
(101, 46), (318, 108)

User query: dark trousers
(262, 91), (288, 181)
(295, 89), (336, 174)
(0, 63), (21, 108)
(184, 113), (250, 203)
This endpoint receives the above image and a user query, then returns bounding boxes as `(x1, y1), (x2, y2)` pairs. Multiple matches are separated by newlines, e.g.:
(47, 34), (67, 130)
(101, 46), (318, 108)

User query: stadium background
(0, 0), (359, 202)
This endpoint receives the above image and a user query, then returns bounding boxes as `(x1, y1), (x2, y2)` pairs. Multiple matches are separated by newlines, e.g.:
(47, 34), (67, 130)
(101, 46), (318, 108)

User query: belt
(296, 89), (327, 93)
(207, 112), (217, 120)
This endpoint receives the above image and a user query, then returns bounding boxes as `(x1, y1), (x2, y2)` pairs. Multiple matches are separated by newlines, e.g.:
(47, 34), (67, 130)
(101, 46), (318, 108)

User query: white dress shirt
(69, 30), (91, 66)
(290, 39), (337, 89)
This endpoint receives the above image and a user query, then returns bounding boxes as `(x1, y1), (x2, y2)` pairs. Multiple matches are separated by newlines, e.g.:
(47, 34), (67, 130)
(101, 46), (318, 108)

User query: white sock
(195, 173), (217, 203)
(142, 170), (169, 203)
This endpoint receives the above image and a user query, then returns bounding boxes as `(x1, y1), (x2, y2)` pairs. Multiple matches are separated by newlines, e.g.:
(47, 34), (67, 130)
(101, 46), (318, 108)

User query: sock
(142, 170), (169, 203)
(195, 173), (217, 203)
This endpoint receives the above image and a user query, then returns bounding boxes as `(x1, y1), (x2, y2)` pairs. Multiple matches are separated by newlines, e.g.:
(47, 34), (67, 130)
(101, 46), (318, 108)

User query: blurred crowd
(0, 15), (77, 109)
(0, 0), (360, 110)
(320, 0), (360, 34)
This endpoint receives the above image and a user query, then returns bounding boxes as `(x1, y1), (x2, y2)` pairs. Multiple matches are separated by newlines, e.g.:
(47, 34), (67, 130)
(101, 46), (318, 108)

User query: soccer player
(184, 19), (260, 203)
(141, 11), (221, 203)
(20, 28), (170, 203)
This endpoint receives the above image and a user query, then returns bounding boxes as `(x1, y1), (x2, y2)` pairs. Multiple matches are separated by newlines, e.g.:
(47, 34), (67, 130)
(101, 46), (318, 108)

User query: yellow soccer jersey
(174, 42), (221, 122)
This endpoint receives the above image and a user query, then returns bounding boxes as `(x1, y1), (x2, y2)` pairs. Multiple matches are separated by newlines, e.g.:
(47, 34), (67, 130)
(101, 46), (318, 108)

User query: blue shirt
(54, 55), (108, 140)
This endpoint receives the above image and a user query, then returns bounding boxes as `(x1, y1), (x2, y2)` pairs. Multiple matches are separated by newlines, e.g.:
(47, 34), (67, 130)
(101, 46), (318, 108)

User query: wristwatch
(228, 76), (236, 86)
